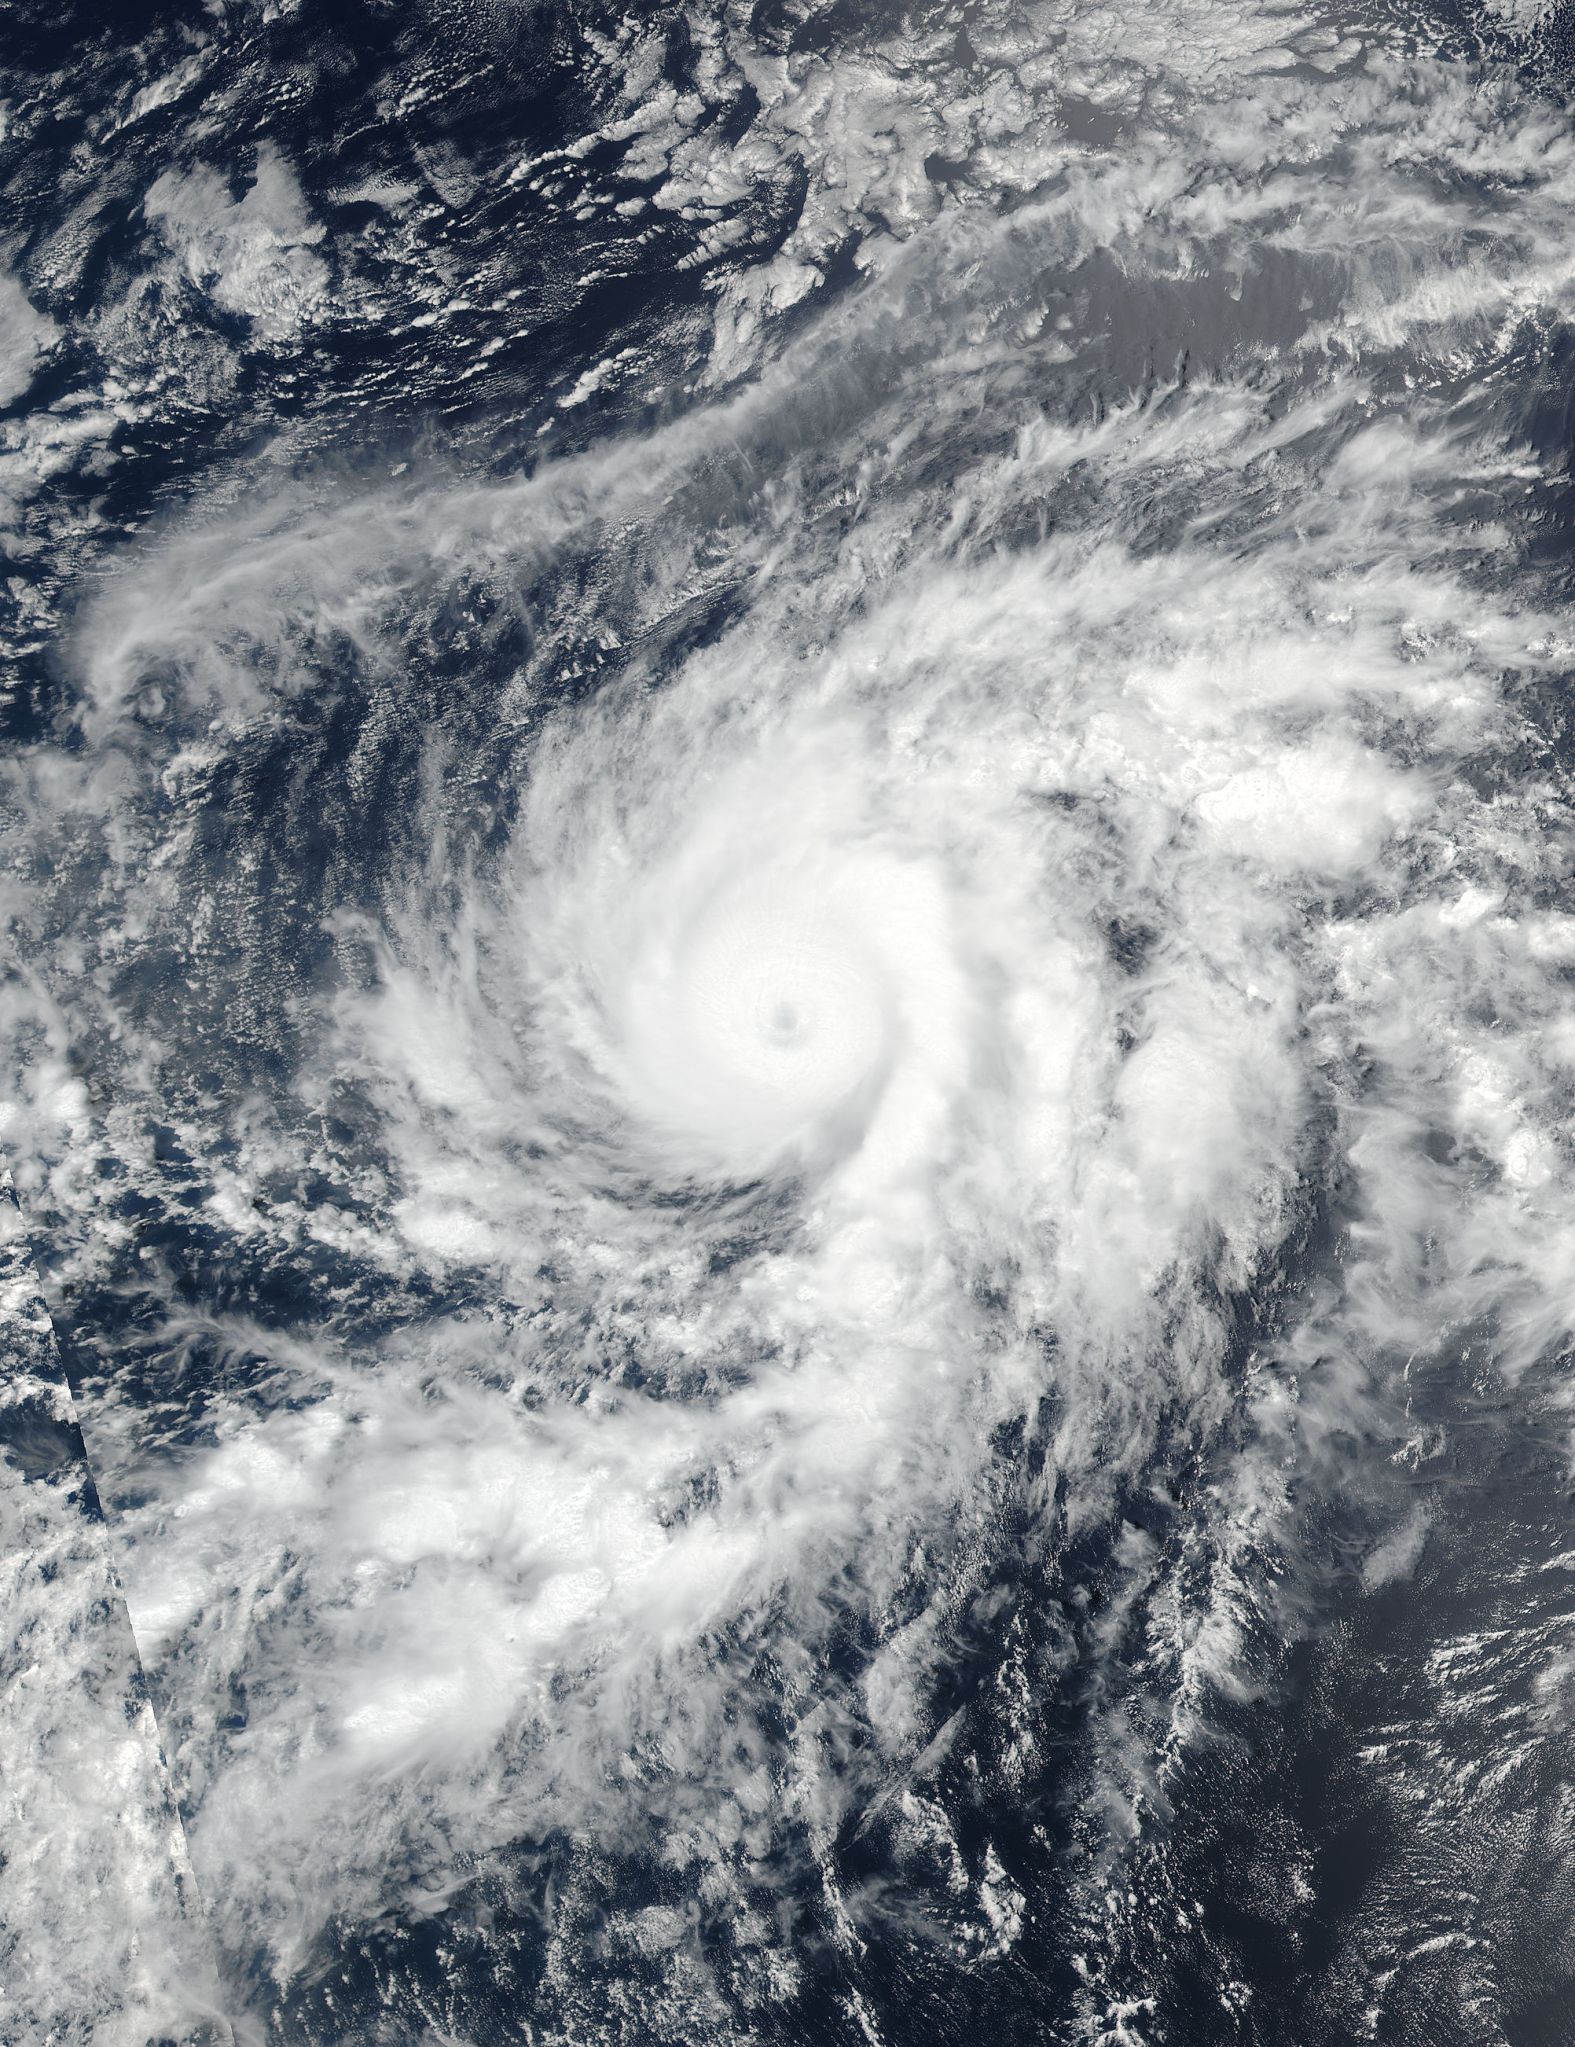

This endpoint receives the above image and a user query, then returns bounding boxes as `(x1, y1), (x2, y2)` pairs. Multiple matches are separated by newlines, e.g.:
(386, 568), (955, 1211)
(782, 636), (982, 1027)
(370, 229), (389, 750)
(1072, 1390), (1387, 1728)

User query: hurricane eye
(762, 997), (802, 1042)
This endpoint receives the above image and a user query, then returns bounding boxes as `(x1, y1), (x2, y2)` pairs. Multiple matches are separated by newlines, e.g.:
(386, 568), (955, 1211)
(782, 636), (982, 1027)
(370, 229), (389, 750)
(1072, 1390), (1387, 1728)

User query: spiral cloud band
(6, 7), (1575, 2045)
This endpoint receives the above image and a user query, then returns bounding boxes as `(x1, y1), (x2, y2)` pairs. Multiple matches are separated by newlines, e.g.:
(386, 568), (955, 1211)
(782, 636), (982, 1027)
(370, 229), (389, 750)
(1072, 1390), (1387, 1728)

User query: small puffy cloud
(144, 144), (328, 340)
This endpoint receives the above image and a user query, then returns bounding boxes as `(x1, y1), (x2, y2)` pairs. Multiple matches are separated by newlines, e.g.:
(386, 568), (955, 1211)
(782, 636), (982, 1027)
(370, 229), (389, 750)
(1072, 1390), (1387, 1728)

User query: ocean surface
(6, 1), (1575, 2042)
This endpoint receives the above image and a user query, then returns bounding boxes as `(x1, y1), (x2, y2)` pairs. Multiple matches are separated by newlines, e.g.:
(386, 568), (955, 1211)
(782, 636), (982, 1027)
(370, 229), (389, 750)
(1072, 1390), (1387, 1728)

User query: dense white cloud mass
(8, 1), (1575, 2040)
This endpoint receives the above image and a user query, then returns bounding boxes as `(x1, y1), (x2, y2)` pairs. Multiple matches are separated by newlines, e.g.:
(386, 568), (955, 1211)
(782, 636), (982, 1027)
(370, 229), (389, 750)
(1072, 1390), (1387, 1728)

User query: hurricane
(7, 1), (1575, 2043)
